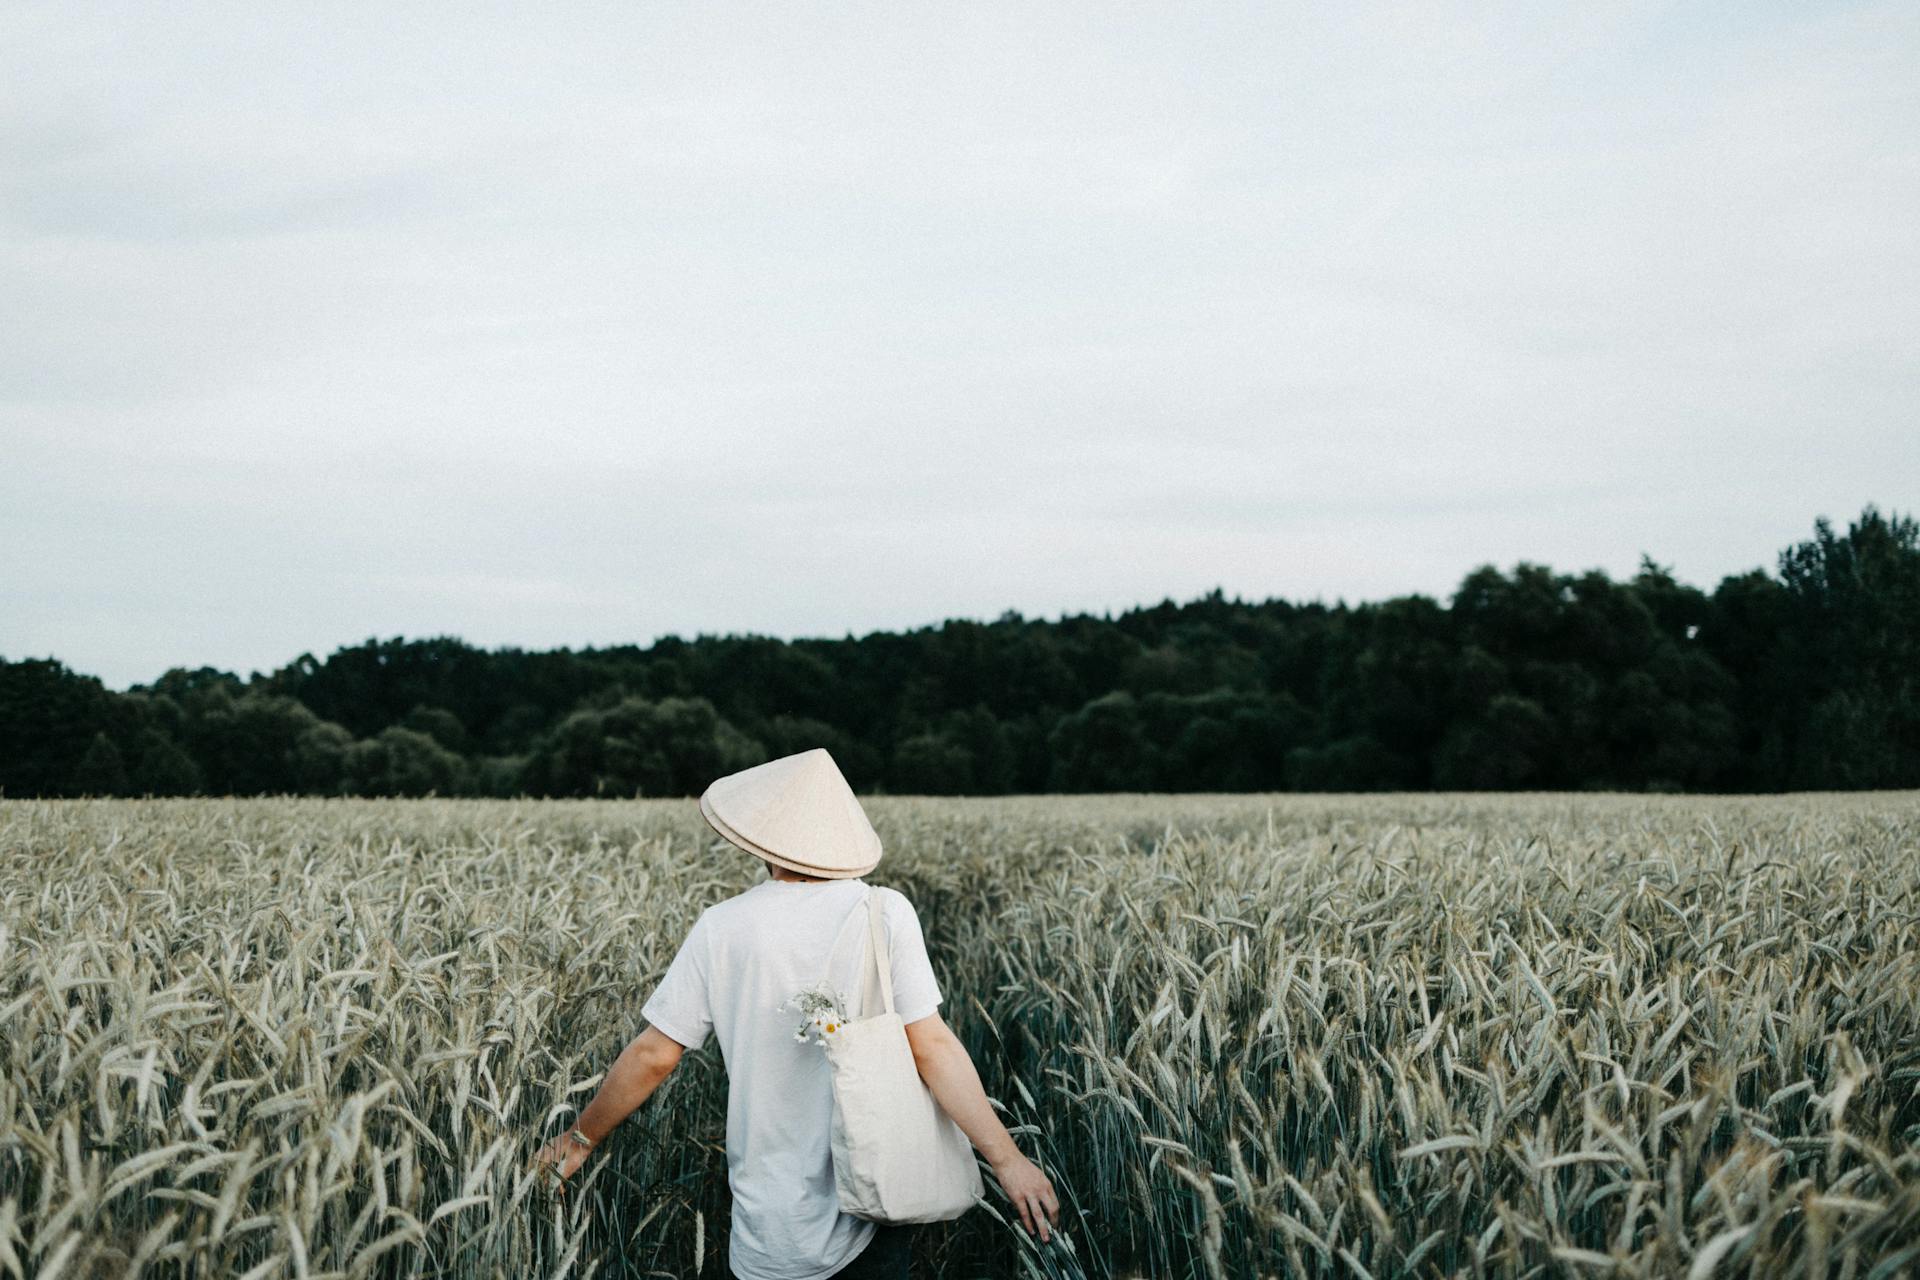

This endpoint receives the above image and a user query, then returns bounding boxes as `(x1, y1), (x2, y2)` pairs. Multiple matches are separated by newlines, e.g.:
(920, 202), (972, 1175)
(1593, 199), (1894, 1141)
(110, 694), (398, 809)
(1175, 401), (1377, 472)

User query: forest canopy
(4, 506), (1916, 798)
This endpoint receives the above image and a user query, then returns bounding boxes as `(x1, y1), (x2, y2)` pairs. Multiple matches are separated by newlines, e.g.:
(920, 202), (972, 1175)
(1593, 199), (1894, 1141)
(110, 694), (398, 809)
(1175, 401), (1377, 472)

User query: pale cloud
(3, 0), (1915, 688)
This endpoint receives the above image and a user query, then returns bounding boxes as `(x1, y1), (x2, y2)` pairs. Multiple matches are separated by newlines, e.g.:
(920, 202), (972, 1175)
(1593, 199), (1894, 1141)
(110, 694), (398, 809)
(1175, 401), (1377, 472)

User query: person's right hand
(992, 1152), (1061, 1244)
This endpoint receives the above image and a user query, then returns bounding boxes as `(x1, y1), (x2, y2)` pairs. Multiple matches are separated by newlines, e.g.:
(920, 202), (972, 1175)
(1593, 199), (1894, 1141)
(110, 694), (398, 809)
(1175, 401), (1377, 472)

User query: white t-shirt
(640, 876), (946, 1280)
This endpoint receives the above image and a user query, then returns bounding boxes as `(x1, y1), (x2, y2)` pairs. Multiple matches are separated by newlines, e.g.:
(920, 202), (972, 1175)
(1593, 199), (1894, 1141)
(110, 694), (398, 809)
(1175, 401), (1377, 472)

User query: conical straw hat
(698, 747), (882, 879)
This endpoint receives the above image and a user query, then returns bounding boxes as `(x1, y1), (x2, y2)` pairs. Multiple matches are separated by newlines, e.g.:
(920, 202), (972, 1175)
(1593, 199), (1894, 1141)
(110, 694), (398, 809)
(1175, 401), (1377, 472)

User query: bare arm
(530, 1026), (686, 1187)
(905, 1013), (1060, 1243)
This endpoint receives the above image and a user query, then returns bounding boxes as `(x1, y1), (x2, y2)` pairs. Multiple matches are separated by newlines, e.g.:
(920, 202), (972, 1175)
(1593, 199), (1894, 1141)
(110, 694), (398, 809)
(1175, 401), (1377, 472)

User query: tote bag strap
(864, 887), (896, 1017)
(823, 885), (897, 1019)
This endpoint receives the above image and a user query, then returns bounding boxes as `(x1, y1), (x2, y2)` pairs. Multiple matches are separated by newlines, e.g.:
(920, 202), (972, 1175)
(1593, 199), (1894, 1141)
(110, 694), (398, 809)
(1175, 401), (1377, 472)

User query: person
(531, 747), (1060, 1279)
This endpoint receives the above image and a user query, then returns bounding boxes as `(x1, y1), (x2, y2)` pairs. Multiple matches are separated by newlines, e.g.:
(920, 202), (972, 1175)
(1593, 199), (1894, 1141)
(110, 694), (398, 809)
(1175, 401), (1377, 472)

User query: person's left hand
(529, 1131), (592, 1197)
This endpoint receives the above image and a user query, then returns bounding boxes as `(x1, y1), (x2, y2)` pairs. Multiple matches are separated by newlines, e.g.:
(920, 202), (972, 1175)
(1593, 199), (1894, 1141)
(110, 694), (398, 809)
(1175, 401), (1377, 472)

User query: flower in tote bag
(778, 981), (853, 1046)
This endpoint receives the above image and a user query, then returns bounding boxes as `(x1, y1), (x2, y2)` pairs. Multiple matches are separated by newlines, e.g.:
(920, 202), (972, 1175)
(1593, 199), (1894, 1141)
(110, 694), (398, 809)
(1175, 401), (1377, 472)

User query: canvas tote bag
(822, 887), (984, 1223)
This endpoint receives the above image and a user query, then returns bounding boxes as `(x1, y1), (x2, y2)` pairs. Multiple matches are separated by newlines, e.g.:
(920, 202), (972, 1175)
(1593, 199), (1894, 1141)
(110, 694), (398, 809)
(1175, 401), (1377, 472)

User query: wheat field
(1, 792), (1917, 1278)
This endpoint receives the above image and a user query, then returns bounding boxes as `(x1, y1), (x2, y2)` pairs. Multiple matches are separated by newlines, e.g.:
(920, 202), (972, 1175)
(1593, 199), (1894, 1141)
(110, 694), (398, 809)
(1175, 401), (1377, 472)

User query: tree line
(4, 506), (1916, 798)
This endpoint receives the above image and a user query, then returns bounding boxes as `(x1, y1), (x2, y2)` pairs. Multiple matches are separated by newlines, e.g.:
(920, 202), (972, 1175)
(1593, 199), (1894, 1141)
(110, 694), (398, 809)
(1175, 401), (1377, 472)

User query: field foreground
(2, 792), (1918, 1278)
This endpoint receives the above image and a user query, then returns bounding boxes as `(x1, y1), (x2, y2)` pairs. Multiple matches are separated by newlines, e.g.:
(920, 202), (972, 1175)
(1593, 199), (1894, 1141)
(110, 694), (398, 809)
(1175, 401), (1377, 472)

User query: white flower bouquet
(778, 980), (852, 1046)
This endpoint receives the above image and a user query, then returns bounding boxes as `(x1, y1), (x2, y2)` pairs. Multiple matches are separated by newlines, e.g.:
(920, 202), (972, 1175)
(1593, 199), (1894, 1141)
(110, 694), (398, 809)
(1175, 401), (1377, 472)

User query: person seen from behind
(531, 747), (1061, 1279)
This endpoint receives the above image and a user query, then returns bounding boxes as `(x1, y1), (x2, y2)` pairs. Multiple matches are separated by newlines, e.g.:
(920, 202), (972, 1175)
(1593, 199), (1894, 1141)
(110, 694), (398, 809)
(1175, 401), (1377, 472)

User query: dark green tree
(520, 695), (762, 797)
(127, 729), (204, 796)
(73, 731), (130, 797)
(1433, 694), (1557, 789)
(348, 726), (467, 797)
(400, 704), (472, 754)
(1773, 506), (1920, 788)
(889, 733), (976, 795)
(0, 658), (118, 796)
(184, 692), (346, 796)
(1047, 691), (1154, 792)
(291, 722), (356, 795)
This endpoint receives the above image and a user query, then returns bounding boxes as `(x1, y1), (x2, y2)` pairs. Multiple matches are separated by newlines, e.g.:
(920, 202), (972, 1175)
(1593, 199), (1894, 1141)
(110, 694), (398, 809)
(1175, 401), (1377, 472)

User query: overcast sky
(4, 2), (1916, 691)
